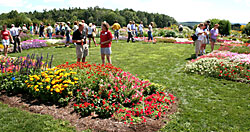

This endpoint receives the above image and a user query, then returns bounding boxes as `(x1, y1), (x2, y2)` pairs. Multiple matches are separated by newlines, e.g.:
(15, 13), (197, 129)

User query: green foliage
(0, 7), (178, 28)
(242, 22), (250, 35)
(209, 19), (231, 36)
(7, 42), (250, 131)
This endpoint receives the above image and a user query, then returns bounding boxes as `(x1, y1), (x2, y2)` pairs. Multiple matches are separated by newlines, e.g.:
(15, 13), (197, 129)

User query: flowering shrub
(0, 54), (53, 93)
(21, 39), (48, 50)
(57, 62), (176, 124)
(185, 51), (250, 82)
(24, 67), (79, 104)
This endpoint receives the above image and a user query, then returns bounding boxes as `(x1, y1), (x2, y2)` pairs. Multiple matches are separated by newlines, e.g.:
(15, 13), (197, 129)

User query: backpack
(191, 34), (198, 41)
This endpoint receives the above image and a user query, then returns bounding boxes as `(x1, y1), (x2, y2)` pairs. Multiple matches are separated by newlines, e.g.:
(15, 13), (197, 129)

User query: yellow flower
(64, 84), (69, 88)
(50, 88), (54, 92)
(51, 81), (56, 85)
(55, 88), (60, 93)
(34, 85), (39, 89)
(45, 78), (50, 83)
(68, 91), (73, 96)
(75, 81), (78, 84)
(46, 86), (50, 90)
(36, 89), (39, 92)
(30, 78), (34, 81)
(25, 80), (28, 83)
(38, 82), (43, 85)
(74, 78), (79, 81)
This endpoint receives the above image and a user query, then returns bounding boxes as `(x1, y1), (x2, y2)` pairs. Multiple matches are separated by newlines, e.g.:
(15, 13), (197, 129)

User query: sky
(0, 0), (249, 23)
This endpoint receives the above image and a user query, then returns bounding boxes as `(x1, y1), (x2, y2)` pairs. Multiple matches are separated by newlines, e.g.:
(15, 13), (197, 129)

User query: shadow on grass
(185, 54), (197, 60)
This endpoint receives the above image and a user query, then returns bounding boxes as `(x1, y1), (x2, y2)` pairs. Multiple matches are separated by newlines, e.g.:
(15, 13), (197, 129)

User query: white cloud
(43, 0), (64, 3)
(0, 0), (27, 7)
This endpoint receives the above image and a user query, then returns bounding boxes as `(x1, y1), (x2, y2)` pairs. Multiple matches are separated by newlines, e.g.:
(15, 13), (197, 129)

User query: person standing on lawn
(22, 24), (28, 33)
(72, 22), (88, 63)
(111, 20), (121, 42)
(34, 24), (38, 35)
(127, 21), (134, 43)
(55, 23), (60, 35)
(139, 21), (144, 37)
(73, 21), (78, 32)
(29, 23), (34, 35)
(210, 24), (220, 51)
(195, 23), (205, 57)
(148, 22), (154, 42)
(100, 22), (113, 64)
(10, 24), (22, 53)
(65, 22), (72, 47)
(87, 23), (97, 48)
(47, 24), (53, 39)
(1, 25), (14, 56)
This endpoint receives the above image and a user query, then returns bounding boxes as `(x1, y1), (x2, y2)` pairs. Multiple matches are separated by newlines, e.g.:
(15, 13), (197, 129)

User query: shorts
(88, 34), (93, 38)
(114, 30), (119, 38)
(2, 39), (10, 46)
(140, 30), (143, 35)
(211, 38), (217, 43)
(76, 44), (89, 59)
(101, 47), (112, 55)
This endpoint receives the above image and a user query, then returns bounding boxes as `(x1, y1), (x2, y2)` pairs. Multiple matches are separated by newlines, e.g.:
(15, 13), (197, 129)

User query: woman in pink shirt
(1, 25), (14, 56)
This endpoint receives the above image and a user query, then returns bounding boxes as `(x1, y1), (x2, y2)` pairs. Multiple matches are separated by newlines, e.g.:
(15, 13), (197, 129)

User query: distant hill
(179, 22), (201, 28)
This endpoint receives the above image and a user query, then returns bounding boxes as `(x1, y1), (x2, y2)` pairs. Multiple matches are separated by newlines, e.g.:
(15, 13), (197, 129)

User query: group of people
(111, 21), (154, 43)
(72, 21), (112, 64)
(194, 21), (219, 57)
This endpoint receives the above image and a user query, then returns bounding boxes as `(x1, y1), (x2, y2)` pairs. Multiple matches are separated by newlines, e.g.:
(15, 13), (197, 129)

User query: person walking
(87, 23), (97, 48)
(72, 22), (88, 62)
(10, 24), (22, 53)
(139, 21), (144, 37)
(39, 22), (45, 38)
(1, 25), (14, 56)
(47, 24), (53, 39)
(73, 21), (78, 32)
(148, 22), (153, 42)
(60, 23), (65, 37)
(55, 23), (60, 35)
(210, 24), (219, 52)
(100, 22), (113, 64)
(65, 22), (71, 47)
(111, 20), (121, 42)
(127, 21), (134, 43)
(200, 24), (208, 55)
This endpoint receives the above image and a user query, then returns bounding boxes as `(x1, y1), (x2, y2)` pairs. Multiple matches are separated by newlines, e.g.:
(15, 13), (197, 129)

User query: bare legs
(101, 54), (111, 64)
(4, 45), (8, 56)
(77, 57), (86, 63)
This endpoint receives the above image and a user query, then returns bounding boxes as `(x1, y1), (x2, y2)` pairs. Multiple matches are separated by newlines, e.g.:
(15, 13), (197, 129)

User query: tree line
(0, 6), (178, 28)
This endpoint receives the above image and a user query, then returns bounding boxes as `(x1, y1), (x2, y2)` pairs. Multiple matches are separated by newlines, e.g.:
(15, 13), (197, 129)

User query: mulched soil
(0, 91), (177, 132)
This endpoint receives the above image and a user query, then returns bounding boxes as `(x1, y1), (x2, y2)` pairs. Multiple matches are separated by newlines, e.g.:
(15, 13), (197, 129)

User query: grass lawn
(1, 41), (250, 131)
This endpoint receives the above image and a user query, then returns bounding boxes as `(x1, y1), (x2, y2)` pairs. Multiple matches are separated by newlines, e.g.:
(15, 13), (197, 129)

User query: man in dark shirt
(72, 22), (88, 62)
(39, 22), (45, 38)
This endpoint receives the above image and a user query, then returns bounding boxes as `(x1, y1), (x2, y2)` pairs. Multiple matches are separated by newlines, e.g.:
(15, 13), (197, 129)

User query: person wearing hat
(10, 24), (22, 53)
(65, 22), (71, 47)
(72, 22), (88, 62)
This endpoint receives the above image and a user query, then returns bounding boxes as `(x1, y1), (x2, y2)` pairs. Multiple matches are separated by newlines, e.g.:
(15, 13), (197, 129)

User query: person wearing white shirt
(87, 23), (97, 47)
(148, 22), (153, 42)
(10, 24), (22, 53)
(73, 21), (78, 32)
(139, 21), (144, 37)
(195, 23), (206, 57)
(22, 24), (28, 33)
(47, 24), (53, 39)
(127, 21), (134, 43)
(65, 22), (72, 46)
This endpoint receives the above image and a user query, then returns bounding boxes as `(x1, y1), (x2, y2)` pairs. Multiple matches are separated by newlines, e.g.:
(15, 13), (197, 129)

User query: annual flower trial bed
(185, 50), (250, 82)
(0, 55), (176, 125)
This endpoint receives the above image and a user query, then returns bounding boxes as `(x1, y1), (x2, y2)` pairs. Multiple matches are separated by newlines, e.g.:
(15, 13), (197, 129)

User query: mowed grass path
(2, 41), (250, 131)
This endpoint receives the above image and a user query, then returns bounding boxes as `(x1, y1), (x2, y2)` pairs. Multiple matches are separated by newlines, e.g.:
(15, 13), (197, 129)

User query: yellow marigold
(55, 88), (60, 93)
(68, 91), (73, 96)
(25, 80), (28, 83)
(34, 85), (39, 89)
(36, 88), (39, 92)
(59, 73), (63, 76)
(71, 82), (75, 85)
(74, 81), (78, 84)
(64, 84), (69, 88)
(49, 75), (54, 78)
(38, 82), (43, 85)
(74, 78), (79, 81)
(50, 88), (54, 92)
(30, 78), (34, 81)
(46, 86), (50, 90)
(56, 76), (61, 79)
(51, 81), (56, 85)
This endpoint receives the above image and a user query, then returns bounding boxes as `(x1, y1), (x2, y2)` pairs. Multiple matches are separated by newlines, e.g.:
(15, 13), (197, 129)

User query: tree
(243, 22), (250, 36)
